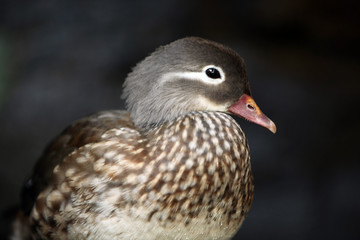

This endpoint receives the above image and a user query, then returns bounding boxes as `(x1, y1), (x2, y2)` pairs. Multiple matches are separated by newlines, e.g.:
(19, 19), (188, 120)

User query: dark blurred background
(0, 0), (359, 239)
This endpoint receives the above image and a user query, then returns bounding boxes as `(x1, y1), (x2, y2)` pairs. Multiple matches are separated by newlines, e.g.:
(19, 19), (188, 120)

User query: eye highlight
(201, 65), (225, 84)
(205, 67), (221, 79)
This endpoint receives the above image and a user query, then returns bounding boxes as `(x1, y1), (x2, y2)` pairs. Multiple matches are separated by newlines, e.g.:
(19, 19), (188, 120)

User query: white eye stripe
(160, 65), (225, 85)
(203, 65), (225, 82)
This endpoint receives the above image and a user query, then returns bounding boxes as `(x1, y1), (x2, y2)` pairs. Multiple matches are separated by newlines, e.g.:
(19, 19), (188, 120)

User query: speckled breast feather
(29, 111), (253, 240)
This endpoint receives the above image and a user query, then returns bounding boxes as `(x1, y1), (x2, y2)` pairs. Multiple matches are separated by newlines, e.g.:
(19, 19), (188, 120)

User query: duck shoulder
(21, 110), (135, 215)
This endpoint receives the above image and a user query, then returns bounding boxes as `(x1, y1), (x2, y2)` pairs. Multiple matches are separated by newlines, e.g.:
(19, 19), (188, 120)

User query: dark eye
(205, 67), (221, 79)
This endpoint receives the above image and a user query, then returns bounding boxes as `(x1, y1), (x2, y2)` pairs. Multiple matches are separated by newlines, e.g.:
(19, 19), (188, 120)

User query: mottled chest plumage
(30, 111), (253, 240)
(142, 111), (253, 223)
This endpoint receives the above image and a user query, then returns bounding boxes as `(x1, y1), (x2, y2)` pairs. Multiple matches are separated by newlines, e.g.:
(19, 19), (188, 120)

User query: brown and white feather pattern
(28, 111), (253, 240)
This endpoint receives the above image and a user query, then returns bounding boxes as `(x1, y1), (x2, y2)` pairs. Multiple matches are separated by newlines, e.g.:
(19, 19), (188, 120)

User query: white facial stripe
(160, 65), (225, 85)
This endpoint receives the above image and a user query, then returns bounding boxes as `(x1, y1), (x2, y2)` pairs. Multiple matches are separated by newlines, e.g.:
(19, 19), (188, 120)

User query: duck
(11, 37), (276, 240)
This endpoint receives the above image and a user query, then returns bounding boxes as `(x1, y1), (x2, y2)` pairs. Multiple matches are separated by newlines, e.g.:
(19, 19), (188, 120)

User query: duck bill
(228, 94), (276, 133)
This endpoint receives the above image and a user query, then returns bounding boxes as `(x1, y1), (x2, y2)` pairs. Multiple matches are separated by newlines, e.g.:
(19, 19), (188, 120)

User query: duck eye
(205, 67), (221, 79)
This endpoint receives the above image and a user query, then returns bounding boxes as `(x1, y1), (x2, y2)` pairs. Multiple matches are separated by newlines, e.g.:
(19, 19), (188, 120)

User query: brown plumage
(11, 37), (276, 240)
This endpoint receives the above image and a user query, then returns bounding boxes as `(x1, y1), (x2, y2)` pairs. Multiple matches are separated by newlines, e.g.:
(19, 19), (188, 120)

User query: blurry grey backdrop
(0, 0), (359, 239)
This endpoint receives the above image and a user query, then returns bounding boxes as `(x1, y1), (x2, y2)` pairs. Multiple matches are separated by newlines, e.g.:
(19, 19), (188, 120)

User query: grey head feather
(122, 37), (250, 130)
